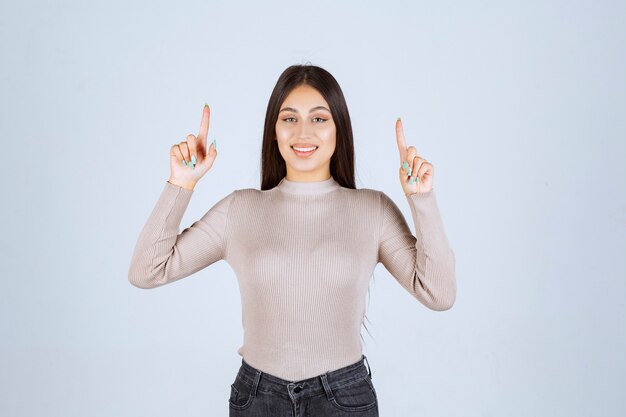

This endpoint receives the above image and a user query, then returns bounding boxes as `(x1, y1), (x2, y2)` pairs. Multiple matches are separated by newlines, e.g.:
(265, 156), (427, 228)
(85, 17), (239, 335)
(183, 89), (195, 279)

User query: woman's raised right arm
(128, 103), (226, 288)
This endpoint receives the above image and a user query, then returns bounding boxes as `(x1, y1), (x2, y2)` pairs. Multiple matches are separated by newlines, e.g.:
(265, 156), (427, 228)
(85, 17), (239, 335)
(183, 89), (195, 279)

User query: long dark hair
(260, 64), (356, 190)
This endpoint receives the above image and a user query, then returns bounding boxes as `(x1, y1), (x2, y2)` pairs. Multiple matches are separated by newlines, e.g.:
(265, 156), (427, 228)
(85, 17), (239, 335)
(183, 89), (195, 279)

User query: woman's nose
(297, 122), (311, 137)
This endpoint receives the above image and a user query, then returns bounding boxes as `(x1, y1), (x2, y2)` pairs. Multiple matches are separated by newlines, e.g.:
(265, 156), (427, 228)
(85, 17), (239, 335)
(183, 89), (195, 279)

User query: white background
(1, 0), (624, 416)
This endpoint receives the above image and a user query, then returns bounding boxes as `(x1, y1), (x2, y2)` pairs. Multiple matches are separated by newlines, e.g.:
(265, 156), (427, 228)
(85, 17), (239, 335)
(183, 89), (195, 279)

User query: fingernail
(182, 160), (187, 166)
(204, 103), (208, 109)
(409, 176), (414, 184)
(402, 161), (408, 170)
(397, 116), (401, 121)
(408, 167), (412, 176)
(191, 155), (196, 164)
(213, 139), (217, 150)
(415, 176), (419, 183)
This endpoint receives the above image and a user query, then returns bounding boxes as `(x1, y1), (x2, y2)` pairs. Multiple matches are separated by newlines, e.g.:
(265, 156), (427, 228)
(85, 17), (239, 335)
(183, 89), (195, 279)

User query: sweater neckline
(277, 175), (341, 195)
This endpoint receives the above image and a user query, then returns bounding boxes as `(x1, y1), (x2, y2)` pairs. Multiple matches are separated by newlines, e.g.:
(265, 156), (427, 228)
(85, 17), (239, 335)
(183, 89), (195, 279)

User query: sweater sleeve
(377, 188), (456, 310)
(128, 181), (235, 289)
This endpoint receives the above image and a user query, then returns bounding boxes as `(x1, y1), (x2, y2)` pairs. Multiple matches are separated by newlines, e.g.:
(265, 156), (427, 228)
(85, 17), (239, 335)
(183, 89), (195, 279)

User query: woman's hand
(395, 117), (434, 195)
(168, 104), (218, 190)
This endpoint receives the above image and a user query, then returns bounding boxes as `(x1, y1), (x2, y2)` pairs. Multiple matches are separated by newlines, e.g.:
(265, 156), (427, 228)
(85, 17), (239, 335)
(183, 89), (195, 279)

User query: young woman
(128, 64), (456, 416)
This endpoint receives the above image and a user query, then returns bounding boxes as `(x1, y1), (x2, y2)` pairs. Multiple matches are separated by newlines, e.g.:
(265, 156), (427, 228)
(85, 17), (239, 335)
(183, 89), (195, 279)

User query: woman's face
(275, 84), (336, 181)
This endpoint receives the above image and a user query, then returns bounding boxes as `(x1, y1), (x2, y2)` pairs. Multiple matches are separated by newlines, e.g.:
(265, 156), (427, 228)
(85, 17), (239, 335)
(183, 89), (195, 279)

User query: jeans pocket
(228, 375), (255, 411)
(328, 375), (378, 412)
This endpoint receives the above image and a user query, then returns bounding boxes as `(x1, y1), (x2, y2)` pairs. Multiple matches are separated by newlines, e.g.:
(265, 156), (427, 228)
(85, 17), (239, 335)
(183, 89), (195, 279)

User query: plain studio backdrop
(1, 1), (624, 416)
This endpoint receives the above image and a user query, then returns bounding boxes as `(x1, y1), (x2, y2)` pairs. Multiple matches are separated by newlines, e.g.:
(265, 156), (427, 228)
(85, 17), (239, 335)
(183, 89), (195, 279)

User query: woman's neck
(276, 175), (341, 195)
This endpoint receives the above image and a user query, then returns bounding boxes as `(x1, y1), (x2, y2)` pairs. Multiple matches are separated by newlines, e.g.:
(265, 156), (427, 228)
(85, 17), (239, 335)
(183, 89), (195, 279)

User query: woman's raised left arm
(377, 117), (456, 310)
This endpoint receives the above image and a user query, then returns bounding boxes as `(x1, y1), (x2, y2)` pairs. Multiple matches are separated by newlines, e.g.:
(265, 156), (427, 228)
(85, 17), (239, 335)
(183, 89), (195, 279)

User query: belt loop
(252, 370), (262, 397)
(363, 354), (372, 378)
(319, 373), (334, 401)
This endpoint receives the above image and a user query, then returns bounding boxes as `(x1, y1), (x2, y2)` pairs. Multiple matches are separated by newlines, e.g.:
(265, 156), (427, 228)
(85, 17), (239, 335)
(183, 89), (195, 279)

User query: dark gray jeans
(228, 354), (379, 416)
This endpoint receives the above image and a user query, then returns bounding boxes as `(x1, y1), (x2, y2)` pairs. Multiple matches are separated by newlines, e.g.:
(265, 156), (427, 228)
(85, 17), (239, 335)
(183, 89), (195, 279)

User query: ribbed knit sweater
(128, 175), (456, 381)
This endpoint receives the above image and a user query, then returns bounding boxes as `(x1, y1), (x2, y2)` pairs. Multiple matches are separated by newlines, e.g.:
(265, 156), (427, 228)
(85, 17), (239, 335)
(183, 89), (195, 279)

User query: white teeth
(292, 146), (318, 152)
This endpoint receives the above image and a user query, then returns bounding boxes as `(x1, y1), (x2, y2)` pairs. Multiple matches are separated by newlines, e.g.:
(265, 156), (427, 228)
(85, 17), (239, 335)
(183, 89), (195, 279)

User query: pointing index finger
(396, 117), (408, 163)
(197, 103), (210, 148)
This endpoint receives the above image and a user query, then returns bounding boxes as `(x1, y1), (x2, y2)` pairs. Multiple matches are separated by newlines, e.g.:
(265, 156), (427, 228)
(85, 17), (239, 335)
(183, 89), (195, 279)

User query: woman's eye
(282, 117), (328, 123)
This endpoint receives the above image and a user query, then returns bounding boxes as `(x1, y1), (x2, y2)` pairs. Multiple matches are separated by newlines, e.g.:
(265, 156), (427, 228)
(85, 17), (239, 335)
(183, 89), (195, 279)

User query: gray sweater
(128, 175), (456, 381)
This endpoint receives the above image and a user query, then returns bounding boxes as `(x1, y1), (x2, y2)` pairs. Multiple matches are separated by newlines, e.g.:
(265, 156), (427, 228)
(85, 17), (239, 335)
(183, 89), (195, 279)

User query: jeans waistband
(236, 354), (373, 399)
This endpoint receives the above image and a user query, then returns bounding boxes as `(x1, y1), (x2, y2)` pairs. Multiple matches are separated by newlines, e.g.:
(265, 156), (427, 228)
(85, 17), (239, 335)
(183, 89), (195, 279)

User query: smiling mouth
(291, 145), (318, 156)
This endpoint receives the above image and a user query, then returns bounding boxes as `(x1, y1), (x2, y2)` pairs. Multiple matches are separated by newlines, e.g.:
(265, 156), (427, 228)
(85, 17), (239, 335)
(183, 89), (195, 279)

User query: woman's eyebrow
(279, 106), (330, 114)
